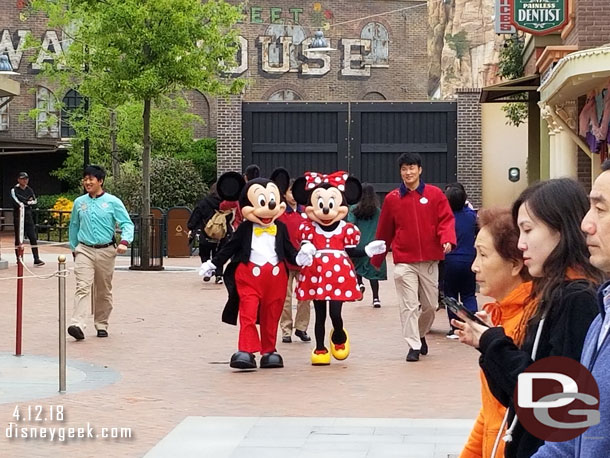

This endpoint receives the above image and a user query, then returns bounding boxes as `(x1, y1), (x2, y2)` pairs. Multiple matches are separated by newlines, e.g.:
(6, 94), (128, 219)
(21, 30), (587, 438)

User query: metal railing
(0, 208), (72, 243)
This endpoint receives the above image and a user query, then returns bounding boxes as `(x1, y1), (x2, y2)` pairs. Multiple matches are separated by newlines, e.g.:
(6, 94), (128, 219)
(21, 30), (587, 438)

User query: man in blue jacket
(532, 160), (610, 457)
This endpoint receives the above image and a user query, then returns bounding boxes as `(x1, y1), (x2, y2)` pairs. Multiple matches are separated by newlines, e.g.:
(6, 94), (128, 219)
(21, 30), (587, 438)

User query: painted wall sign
(495, 0), (516, 34)
(2, 28), (385, 79)
(230, 34), (382, 77)
(510, 0), (568, 35)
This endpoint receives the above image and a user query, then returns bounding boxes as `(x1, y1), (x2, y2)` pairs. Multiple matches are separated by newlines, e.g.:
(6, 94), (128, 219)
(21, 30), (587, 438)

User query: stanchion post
(15, 245), (24, 356)
(58, 255), (67, 392)
(15, 203), (25, 356)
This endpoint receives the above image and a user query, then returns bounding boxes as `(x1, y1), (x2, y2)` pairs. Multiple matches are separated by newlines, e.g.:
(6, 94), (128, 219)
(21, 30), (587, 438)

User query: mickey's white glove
(296, 242), (316, 267)
(199, 260), (216, 278)
(365, 240), (386, 257)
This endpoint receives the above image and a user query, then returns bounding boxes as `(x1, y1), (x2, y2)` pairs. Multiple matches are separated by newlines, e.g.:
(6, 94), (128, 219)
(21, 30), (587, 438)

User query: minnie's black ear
(292, 177), (309, 205)
(270, 167), (290, 196)
(344, 176), (362, 205)
(217, 172), (245, 201)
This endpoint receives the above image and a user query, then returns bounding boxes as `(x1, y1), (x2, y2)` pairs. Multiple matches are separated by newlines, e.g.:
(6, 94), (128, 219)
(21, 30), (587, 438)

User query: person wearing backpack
(188, 183), (232, 284)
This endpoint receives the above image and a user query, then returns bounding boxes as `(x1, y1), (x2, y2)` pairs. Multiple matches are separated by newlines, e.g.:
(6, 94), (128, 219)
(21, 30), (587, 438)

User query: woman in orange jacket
(460, 208), (533, 458)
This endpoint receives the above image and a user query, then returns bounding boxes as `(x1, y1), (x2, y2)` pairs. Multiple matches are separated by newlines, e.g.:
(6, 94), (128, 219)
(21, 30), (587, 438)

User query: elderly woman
(459, 208), (532, 458)
(454, 179), (603, 458)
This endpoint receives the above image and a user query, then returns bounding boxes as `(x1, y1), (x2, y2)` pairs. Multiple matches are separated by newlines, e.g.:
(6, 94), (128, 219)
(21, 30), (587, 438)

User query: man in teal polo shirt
(67, 165), (134, 340)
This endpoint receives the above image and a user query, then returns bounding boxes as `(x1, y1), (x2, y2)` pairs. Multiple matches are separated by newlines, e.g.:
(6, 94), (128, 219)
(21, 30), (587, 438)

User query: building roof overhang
(540, 45), (610, 104)
(480, 74), (540, 103)
(0, 138), (61, 155)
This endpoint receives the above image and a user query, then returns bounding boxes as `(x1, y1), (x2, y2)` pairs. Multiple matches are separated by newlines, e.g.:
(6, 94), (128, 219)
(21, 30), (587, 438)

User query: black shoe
(68, 325), (85, 341)
(295, 330), (311, 342)
(215, 276), (223, 284)
(420, 337), (429, 356)
(406, 349), (420, 362)
(97, 329), (108, 338)
(34, 260), (45, 267)
(229, 351), (257, 369)
(260, 352), (284, 369)
(282, 336), (292, 343)
(373, 298), (381, 308)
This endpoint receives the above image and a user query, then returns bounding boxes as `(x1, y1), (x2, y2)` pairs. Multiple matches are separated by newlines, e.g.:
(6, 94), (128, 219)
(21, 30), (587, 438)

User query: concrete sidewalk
(0, 237), (484, 457)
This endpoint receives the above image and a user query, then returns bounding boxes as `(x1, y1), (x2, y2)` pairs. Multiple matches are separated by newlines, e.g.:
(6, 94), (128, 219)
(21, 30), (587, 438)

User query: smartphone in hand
(443, 296), (489, 328)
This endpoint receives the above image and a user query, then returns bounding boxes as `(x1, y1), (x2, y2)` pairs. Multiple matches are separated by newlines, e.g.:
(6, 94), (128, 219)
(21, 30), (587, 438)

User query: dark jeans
(13, 210), (40, 262)
(443, 259), (477, 329)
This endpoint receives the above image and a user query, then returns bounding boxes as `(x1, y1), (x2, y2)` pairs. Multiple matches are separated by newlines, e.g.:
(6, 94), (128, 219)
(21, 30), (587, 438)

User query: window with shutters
(36, 86), (60, 138)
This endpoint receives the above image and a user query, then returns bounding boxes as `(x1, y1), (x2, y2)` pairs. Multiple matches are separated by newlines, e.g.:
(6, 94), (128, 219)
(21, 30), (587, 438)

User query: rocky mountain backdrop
(428, 0), (505, 98)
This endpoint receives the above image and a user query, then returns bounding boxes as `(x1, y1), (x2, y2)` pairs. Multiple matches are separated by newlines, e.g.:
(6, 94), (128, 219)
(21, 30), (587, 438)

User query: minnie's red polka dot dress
(296, 220), (362, 301)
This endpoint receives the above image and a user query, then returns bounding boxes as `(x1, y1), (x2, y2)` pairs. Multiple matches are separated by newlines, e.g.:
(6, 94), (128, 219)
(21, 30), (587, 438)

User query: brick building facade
(230, 0), (428, 102)
(2, 1), (463, 205)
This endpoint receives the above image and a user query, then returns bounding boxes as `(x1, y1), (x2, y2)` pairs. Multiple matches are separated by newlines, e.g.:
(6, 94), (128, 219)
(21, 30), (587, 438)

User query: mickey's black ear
(217, 172), (245, 201)
(292, 177), (309, 205)
(344, 176), (362, 205)
(270, 167), (290, 196)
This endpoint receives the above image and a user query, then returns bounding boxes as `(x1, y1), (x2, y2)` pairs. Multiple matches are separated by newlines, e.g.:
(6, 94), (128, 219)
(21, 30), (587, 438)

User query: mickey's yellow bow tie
(254, 224), (277, 237)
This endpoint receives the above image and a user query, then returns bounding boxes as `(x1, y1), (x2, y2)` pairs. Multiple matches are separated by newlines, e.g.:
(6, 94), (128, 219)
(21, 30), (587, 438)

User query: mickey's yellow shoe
(311, 348), (331, 366)
(330, 329), (350, 360)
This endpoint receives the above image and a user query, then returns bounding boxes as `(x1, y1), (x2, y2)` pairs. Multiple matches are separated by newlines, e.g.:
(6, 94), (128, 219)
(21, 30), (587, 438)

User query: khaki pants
(280, 269), (311, 337)
(393, 261), (439, 350)
(71, 244), (117, 331)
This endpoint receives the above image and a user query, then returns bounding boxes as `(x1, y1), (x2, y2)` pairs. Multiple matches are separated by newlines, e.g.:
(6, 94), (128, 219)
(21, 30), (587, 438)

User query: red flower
(324, 9), (333, 19)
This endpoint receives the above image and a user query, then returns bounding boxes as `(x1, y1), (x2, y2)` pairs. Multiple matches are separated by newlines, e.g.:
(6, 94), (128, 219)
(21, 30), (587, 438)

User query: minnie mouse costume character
(199, 169), (315, 370)
(292, 171), (385, 365)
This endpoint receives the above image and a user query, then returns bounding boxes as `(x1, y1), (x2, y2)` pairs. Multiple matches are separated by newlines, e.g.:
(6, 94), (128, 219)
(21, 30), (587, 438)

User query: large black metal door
(242, 101), (457, 191)
(242, 102), (348, 179)
(350, 102), (457, 192)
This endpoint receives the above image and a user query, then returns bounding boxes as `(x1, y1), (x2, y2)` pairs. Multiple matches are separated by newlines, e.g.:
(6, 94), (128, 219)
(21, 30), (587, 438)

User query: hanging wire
(8, 0), (442, 55)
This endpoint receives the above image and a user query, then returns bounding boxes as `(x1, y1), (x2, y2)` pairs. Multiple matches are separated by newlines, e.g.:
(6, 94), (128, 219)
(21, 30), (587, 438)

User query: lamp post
(0, 53), (19, 271)
(83, 47), (90, 170)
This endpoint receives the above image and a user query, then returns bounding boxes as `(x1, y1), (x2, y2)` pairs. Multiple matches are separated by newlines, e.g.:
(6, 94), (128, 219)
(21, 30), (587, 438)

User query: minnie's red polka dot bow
(304, 171), (349, 191)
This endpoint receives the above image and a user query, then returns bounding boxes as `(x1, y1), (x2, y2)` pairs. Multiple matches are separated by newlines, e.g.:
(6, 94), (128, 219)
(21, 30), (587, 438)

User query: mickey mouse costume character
(292, 171), (386, 365)
(199, 168), (315, 370)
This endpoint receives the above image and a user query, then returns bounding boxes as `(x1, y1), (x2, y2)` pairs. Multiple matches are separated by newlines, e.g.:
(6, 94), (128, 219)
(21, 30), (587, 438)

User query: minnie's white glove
(365, 240), (386, 257)
(296, 242), (316, 267)
(199, 260), (216, 278)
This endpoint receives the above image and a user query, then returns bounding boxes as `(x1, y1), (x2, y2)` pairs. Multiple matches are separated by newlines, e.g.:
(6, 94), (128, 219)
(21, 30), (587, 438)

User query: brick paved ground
(0, 236), (487, 457)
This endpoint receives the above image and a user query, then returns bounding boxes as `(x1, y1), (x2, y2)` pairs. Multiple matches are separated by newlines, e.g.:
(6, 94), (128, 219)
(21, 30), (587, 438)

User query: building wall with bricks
(456, 89), (483, 209)
(230, 0), (428, 102)
(563, 0), (610, 48)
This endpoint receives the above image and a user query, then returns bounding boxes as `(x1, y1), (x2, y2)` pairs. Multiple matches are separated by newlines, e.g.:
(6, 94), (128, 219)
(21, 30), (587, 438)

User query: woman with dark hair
(444, 185), (477, 338)
(347, 184), (387, 307)
(454, 178), (603, 458)
(460, 208), (532, 458)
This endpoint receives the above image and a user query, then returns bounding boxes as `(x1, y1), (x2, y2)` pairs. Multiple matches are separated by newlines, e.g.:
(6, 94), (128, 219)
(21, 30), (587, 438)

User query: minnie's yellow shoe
(330, 329), (350, 360)
(311, 348), (331, 366)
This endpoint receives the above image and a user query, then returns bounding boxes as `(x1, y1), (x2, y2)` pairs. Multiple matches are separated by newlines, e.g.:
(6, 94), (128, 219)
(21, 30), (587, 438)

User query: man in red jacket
(371, 153), (456, 362)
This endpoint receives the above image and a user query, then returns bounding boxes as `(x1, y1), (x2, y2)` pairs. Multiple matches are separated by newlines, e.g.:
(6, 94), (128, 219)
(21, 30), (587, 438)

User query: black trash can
(130, 215), (164, 271)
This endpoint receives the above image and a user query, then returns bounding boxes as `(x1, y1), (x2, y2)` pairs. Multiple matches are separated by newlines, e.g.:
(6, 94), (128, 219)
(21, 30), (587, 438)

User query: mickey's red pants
(235, 262), (288, 354)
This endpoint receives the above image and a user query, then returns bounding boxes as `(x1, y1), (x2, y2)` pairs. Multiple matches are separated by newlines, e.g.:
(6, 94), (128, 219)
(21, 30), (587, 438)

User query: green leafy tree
(28, 0), (245, 265)
(445, 31), (470, 62)
(105, 157), (207, 213)
(52, 96), (204, 189)
(497, 35), (528, 127)
(176, 138), (217, 186)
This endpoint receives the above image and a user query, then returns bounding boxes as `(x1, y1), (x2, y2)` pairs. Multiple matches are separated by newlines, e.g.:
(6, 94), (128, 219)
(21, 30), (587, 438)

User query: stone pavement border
(145, 416), (470, 458)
